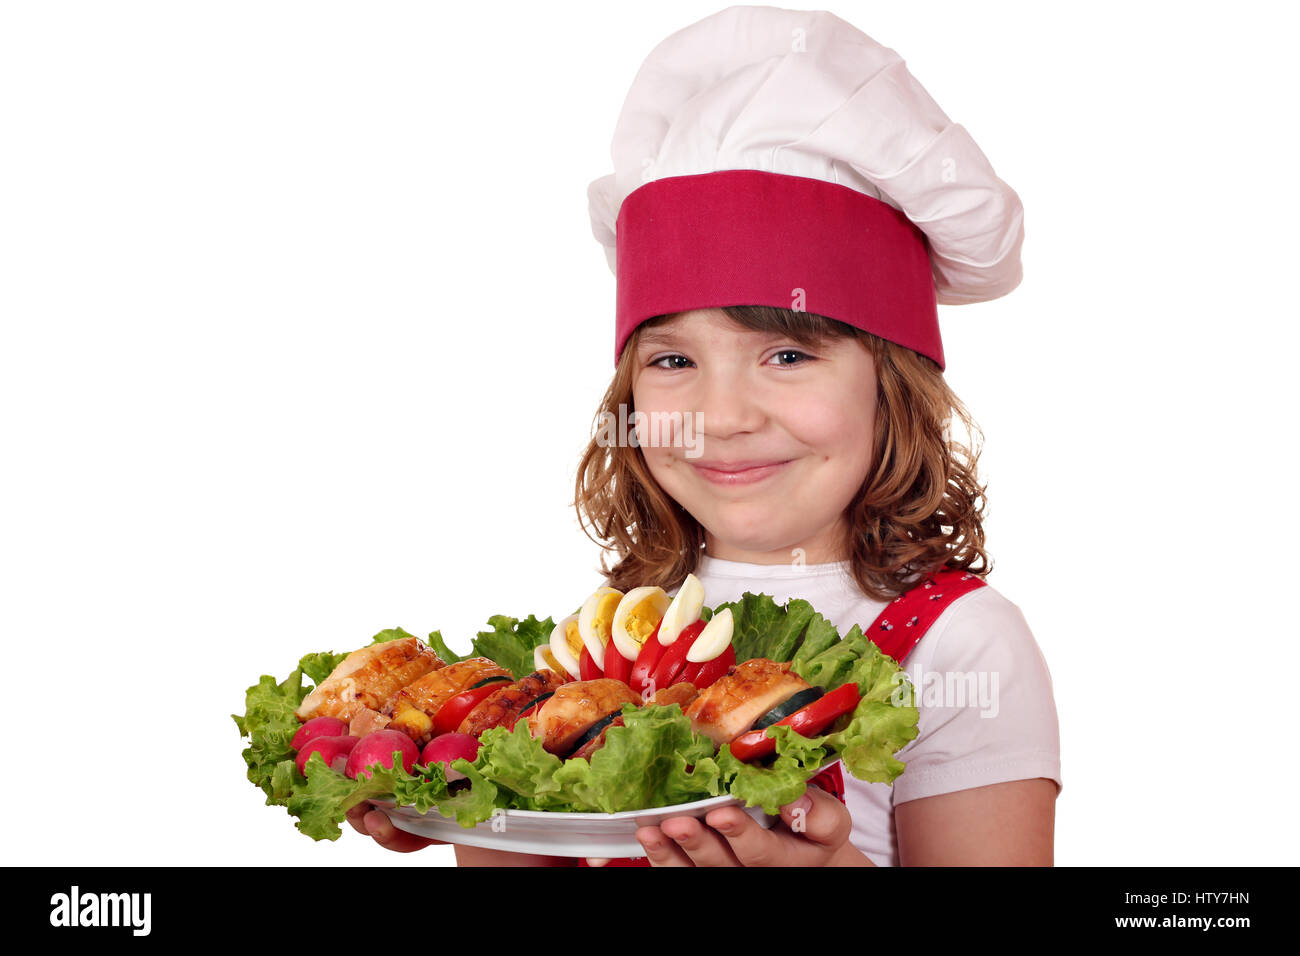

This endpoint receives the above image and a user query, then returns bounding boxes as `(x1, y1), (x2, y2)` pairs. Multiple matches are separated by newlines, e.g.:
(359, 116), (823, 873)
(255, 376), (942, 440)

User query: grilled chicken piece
(383, 657), (511, 745)
(457, 669), (569, 737)
(569, 714), (624, 761)
(527, 678), (640, 756)
(295, 637), (444, 722)
(684, 658), (811, 747)
(567, 682), (700, 761)
(651, 682), (700, 710)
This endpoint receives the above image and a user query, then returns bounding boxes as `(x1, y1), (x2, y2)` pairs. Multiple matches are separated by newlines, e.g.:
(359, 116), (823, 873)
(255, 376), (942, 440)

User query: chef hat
(588, 4), (1024, 371)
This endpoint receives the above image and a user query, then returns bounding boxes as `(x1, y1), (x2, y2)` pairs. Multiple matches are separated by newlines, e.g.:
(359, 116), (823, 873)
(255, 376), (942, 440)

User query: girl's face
(631, 309), (877, 566)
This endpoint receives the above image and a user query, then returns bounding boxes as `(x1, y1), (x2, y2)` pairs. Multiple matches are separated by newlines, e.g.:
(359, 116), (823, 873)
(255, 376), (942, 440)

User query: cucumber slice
(750, 687), (824, 731)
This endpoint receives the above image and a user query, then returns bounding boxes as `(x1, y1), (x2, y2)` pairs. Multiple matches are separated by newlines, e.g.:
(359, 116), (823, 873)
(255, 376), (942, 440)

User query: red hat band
(613, 169), (943, 369)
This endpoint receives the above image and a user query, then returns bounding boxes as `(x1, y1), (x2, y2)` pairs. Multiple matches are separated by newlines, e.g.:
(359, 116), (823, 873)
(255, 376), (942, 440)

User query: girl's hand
(345, 800), (447, 853)
(346, 800), (577, 865)
(632, 785), (868, 866)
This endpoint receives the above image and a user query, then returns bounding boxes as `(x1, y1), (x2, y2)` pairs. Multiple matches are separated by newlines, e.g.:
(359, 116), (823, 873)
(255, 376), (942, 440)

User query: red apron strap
(867, 566), (987, 666)
(808, 567), (985, 808)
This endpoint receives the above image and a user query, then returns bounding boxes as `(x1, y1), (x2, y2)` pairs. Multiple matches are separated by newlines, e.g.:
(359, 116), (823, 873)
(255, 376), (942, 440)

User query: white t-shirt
(678, 554), (1062, 867)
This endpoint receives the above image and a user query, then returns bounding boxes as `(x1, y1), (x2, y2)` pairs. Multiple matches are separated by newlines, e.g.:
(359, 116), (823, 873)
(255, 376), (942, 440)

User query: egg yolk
(626, 596), (663, 646)
(539, 647), (565, 673)
(592, 592), (620, 644)
(562, 619), (584, 657)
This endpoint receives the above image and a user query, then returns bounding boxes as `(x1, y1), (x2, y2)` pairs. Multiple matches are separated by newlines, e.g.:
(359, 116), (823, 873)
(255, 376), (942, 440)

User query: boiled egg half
(545, 611), (584, 679)
(578, 586), (624, 670)
(610, 585), (672, 660)
(657, 572), (706, 645)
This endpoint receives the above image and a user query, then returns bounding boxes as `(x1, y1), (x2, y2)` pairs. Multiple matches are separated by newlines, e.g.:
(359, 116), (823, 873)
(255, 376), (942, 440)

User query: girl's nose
(693, 369), (766, 440)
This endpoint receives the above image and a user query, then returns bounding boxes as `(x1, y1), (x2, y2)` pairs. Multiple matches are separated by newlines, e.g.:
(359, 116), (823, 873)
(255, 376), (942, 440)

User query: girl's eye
(768, 349), (813, 367)
(649, 354), (694, 370)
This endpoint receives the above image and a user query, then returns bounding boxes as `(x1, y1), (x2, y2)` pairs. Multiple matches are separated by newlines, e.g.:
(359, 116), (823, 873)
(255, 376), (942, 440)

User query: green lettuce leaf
(425, 630), (466, 665)
(232, 668), (311, 800)
(469, 614), (554, 679)
(551, 703), (722, 813)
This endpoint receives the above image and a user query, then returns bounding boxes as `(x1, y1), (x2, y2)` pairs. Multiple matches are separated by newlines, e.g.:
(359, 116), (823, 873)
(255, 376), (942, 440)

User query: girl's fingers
(777, 786), (853, 849)
(702, 806), (788, 867)
(636, 825), (696, 867)
(658, 815), (742, 867)
(361, 809), (444, 852)
(345, 801), (373, 835)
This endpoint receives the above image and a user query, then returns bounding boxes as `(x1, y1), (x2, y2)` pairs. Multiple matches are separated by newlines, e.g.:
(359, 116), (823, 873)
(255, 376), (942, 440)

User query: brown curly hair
(573, 306), (991, 602)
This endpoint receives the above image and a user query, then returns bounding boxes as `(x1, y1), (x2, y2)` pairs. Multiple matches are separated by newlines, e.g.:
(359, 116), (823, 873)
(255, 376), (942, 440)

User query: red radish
(420, 733), (481, 782)
(291, 716), (349, 751)
(295, 735), (359, 776)
(344, 730), (419, 780)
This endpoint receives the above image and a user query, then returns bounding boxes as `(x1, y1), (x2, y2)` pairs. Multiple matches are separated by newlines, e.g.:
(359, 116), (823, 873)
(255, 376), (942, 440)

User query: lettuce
(467, 614), (554, 680)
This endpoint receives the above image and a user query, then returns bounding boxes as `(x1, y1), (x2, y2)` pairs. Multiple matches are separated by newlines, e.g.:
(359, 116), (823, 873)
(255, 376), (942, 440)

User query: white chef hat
(588, 4), (1025, 370)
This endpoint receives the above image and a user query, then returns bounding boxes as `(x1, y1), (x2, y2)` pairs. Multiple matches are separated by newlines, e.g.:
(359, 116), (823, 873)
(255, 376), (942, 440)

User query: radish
(420, 733), (480, 782)
(295, 735), (359, 776)
(291, 716), (349, 751)
(344, 730), (419, 780)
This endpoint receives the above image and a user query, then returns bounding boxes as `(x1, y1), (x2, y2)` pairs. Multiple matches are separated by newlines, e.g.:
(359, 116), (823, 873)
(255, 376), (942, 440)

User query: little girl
(349, 6), (1061, 866)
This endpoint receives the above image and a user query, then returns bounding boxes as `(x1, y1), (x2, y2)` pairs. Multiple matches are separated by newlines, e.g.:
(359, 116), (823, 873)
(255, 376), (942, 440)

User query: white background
(2, 0), (1295, 866)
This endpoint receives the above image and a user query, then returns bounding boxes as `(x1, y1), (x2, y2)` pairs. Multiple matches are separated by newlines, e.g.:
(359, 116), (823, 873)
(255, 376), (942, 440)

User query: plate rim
(373, 791), (755, 823)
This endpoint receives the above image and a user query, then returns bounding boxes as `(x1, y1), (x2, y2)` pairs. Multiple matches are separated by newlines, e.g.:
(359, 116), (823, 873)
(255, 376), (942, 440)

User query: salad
(233, 577), (920, 842)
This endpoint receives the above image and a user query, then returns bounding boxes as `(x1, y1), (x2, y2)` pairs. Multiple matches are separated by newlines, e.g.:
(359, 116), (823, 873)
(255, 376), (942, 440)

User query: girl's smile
(689, 458), (793, 486)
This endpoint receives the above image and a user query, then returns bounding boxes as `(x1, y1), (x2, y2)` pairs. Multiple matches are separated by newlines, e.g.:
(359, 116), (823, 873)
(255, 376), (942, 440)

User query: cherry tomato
(628, 621), (666, 695)
(678, 644), (735, 689)
(726, 683), (862, 762)
(579, 644), (604, 681)
(433, 683), (504, 736)
(648, 619), (707, 694)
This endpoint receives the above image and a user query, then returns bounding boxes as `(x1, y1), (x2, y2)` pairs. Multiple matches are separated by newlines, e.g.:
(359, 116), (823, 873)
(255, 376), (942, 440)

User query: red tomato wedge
(579, 644), (604, 681)
(602, 643), (633, 685)
(726, 683), (862, 762)
(678, 644), (735, 690)
(433, 683), (504, 736)
(648, 619), (707, 694)
(629, 620), (666, 695)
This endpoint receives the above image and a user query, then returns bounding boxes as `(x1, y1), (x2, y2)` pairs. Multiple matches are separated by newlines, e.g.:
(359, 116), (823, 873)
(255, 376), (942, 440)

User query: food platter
(372, 794), (775, 858)
(234, 581), (920, 850)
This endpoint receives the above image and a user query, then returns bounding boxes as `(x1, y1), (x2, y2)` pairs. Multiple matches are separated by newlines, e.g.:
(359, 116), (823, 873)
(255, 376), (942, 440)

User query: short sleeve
(890, 585), (1062, 804)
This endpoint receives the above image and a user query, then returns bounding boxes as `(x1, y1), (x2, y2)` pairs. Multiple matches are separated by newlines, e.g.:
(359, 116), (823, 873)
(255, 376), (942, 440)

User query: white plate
(374, 794), (775, 858)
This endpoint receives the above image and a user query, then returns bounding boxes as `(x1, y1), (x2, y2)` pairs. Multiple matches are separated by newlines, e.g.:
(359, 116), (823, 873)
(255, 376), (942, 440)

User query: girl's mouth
(690, 459), (792, 486)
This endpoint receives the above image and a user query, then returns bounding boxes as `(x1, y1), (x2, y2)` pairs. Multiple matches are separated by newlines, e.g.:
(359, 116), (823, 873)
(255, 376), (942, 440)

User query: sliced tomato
(678, 644), (735, 689)
(726, 726), (776, 762)
(786, 683), (861, 738)
(602, 644), (633, 685)
(726, 683), (862, 763)
(432, 684), (501, 736)
(648, 619), (707, 694)
(579, 644), (604, 681)
(629, 620), (666, 695)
